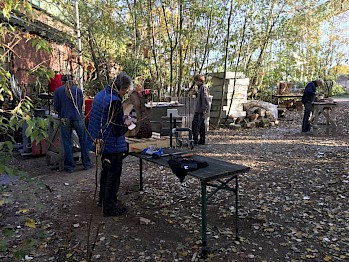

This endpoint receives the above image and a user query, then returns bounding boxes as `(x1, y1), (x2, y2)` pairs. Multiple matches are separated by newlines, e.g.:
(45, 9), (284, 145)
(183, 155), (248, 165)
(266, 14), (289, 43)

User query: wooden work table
(272, 93), (303, 105)
(311, 101), (337, 135)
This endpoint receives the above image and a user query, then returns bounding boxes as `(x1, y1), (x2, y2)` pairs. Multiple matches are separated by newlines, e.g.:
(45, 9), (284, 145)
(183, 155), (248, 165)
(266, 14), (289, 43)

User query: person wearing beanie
(301, 78), (324, 134)
(87, 72), (132, 217)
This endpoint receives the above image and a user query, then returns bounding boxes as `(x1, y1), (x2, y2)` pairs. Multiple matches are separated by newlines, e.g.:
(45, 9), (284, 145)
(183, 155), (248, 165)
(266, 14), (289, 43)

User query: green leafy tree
(1, 1), (53, 176)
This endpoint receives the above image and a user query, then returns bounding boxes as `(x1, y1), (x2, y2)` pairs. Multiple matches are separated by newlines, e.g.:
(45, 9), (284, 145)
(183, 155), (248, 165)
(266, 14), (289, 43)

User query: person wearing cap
(53, 74), (91, 173)
(87, 72), (132, 217)
(192, 74), (210, 145)
(301, 78), (324, 134)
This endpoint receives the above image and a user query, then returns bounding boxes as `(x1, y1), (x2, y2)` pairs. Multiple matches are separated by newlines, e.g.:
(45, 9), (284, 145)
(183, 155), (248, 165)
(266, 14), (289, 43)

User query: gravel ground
(1, 99), (348, 261)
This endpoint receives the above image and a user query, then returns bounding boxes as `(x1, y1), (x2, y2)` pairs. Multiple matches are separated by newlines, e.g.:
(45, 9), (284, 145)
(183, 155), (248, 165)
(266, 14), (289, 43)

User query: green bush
(331, 84), (349, 97)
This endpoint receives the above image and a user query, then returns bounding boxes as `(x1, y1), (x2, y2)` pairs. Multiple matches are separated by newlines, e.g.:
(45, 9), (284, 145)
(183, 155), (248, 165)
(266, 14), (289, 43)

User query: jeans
(99, 153), (123, 213)
(60, 119), (91, 171)
(302, 102), (313, 132)
(192, 112), (206, 144)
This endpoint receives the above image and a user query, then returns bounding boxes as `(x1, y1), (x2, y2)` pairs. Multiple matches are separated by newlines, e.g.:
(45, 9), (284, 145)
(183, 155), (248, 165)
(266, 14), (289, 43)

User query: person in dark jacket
(192, 74), (210, 145)
(53, 74), (91, 172)
(301, 78), (324, 134)
(87, 72), (132, 217)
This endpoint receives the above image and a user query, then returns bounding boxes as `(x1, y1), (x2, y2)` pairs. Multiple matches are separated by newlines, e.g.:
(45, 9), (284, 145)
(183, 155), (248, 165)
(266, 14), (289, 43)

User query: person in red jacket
(48, 72), (62, 93)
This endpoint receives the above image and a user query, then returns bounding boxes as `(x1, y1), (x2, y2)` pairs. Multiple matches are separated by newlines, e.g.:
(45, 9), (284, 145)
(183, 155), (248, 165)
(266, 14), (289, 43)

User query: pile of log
(224, 101), (279, 129)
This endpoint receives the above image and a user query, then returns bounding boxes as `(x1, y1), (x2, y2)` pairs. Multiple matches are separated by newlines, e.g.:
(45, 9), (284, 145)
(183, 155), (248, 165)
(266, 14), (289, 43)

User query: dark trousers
(302, 102), (313, 132)
(192, 112), (206, 144)
(99, 153), (123, 213)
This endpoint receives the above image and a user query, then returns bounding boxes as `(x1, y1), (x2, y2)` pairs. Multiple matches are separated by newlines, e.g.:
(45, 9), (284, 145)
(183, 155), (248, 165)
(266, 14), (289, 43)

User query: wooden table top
(273, 93), (303, 97)
(312, 102), (337, 106)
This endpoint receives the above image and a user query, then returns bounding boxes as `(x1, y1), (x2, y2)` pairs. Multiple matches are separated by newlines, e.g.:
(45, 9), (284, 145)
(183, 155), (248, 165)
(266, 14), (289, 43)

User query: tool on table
(178, 153), (194, 158)
(147, 152), (193, 159)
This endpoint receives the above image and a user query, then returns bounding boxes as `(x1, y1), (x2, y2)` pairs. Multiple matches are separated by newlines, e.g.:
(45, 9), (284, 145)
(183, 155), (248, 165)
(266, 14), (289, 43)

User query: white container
(167, 109), (178, 117)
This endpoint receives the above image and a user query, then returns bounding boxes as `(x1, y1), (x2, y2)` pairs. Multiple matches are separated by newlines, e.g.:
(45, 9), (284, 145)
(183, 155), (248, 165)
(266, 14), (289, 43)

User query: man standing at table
(53, 74), (91, 172)
(87, 72), (132, 217)
(301, 78), (324, 134)
(192, 74), (210, 145)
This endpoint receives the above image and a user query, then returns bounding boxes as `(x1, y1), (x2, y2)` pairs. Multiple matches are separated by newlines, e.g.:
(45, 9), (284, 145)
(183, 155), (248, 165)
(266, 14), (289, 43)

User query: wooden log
(260, 119), (270, 127)
(245, 122), (256, 128)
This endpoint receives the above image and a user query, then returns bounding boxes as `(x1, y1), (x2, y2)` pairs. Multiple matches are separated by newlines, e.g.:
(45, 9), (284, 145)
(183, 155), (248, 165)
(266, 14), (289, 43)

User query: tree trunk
(177, 0), (183, 97)
(199, 7), (213, 73)
(216, 0), (233, 128)
(161, 3), (178, 97)
(224, 9), (249, 124)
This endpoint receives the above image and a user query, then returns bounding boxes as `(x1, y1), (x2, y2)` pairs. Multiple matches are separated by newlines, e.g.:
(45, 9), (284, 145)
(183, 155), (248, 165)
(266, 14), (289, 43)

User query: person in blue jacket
(301, 78), (324, 134)
(87, 72), (132, 217)
(53, 74), (91, 172)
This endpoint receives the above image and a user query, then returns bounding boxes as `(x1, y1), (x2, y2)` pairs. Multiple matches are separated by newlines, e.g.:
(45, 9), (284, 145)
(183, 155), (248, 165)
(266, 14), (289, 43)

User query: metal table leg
(235, 175), (239, 240)
(201, 181), (208, 257)
(205, 175), (239, 240)
(139, 158), (143, 191)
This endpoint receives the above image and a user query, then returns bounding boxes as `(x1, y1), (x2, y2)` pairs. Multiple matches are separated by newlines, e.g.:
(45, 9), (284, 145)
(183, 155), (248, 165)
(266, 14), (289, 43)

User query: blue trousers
(60, 119), (91, 171)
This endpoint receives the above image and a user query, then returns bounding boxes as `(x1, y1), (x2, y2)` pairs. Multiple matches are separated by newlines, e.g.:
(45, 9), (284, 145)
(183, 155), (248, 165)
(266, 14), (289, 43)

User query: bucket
(34, 108), (47, 117)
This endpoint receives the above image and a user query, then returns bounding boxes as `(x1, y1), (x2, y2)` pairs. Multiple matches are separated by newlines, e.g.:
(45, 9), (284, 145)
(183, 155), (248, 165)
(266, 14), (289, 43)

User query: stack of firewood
(223, 101), (279, 129)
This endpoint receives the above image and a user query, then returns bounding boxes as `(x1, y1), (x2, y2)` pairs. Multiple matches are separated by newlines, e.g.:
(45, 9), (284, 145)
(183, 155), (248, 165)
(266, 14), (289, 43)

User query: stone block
(140, 217), (151, 225)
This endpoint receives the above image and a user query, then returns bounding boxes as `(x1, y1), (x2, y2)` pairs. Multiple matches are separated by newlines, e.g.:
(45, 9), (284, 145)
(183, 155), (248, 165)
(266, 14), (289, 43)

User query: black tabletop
(130, 148), (250, 182)
(38, 93), (53, 99)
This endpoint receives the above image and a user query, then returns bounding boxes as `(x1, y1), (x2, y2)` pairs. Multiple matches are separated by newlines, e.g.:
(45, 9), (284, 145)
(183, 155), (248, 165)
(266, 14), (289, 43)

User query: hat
(61, 74), (74, 82)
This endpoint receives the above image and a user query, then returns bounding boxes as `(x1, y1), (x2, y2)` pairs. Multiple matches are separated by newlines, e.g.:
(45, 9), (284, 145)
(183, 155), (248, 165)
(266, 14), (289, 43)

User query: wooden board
(126, 133), (171, 152)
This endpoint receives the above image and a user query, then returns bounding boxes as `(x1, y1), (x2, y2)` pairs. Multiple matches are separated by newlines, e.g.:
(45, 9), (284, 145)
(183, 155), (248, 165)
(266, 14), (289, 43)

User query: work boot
(302, 131), (313, 135)
(198, 140), (205, 145)
(103, 204), (127, 217)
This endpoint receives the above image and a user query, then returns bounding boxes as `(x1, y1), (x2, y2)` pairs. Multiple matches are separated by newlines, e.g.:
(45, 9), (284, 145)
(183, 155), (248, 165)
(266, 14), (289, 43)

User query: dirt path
(1, 100), (349, 261)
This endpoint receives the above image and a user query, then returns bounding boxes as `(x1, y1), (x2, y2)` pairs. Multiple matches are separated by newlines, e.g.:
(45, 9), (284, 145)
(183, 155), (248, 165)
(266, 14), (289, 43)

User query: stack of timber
(126, 132), (171, 152)
(208, 72), (249, 127)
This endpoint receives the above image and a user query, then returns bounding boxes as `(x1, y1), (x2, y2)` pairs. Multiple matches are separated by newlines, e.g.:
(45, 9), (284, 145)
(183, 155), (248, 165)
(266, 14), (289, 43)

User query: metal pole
(139, 158), (143, 191)
(201, 181), (208, 257)
(169, 113), (173, 148)
(235, 176), (239, 240)
(75, 0), (83, 91)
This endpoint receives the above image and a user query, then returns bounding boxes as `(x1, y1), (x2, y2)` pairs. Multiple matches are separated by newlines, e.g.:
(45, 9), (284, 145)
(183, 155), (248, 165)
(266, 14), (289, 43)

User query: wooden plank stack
(208, 72), (249, 127)
(126, 133), (171, 152)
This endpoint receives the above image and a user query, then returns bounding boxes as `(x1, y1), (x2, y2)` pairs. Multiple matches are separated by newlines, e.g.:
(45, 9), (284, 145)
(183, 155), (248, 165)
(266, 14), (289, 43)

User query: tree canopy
(2, 0), (349, 97)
